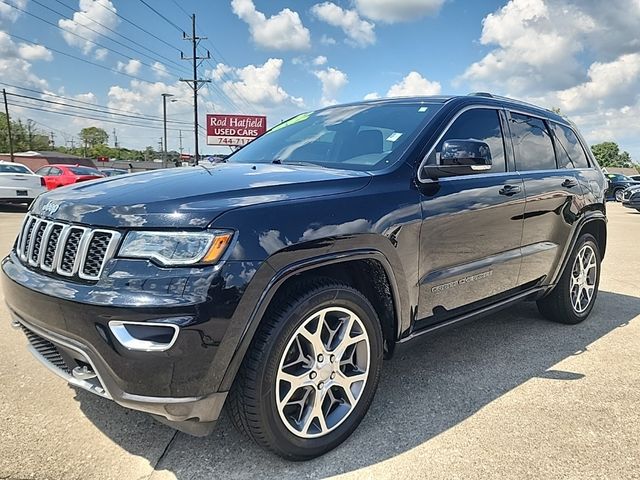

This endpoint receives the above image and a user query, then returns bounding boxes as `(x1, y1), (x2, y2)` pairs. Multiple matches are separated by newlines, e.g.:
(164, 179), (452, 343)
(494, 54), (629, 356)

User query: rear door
(416, 107), (525, 326)
(507, 112), (585, 286)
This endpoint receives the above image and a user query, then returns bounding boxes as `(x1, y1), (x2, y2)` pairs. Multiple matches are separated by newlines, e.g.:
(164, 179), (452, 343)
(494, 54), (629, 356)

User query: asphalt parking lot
(0, 202), (638, 480)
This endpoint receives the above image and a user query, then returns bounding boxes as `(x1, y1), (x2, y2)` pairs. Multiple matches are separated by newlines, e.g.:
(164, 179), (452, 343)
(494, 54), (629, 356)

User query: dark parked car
(622, 184), (640, 211)
(2, 94), (607, 460)
(604, 173), (640, 201)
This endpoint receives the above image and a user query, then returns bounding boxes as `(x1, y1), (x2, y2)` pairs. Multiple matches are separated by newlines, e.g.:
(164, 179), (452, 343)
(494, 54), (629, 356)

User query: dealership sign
(206, 114), (267, 146)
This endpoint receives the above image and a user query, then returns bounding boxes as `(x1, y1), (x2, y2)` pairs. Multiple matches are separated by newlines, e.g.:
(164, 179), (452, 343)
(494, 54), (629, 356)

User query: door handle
(499, 184), (521, 196)
(562, 178), (578, 188)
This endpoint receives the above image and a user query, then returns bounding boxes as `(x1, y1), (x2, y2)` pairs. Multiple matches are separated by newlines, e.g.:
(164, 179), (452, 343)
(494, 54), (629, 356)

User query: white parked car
(0, 161), (46, 205)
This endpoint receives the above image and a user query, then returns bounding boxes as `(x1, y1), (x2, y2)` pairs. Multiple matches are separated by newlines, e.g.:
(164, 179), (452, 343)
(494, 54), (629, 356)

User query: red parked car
(34, 164), (105, 190)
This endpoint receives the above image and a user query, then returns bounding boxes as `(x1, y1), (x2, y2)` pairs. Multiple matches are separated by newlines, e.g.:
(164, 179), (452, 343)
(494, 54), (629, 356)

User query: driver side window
(428, 108), (506, 173)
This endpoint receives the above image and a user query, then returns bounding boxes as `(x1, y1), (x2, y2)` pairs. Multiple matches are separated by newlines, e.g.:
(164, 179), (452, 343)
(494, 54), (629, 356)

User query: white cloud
(0, 0), (27, 23)
(18, 44), (53, 62)
(151, 61), (170, 79)
(320, 34), (337, 45)
(311, 2), (376, 47)
(364, 92), (380, 100)
(387, 71), (441, 97)
(0, 32), (49, 90)
(458, 0), (640, 160)
(313, 55), (328, 66)
(207, 58), (304, 111)
(94, 48), (108, 60)
(116, 59), (142, 75)
(231, 0), (310, 50)
(354, 0), (445, 23)
(58, 0), (119, 58)
(314, 67), (348, 106)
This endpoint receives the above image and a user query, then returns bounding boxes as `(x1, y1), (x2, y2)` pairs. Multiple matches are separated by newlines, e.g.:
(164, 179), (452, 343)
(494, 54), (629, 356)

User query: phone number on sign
(207, 136), (254, 146)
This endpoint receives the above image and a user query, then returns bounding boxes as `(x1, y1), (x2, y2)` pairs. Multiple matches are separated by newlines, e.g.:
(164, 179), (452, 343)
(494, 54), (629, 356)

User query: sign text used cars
(206, 114), (267, 146)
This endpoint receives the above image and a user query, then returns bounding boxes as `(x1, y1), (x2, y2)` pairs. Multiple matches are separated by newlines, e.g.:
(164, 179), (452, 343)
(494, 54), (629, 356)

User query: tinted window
(69, 166), (100, 175)
(35, 167), (50, 176)
(428, 108), (506, 173)
(49, 167), (62, 176)
(510, 113), (556, 171)
(0, 164), (31, 174)
(551, 123), (590, 168)
(228, 103), (442, 171)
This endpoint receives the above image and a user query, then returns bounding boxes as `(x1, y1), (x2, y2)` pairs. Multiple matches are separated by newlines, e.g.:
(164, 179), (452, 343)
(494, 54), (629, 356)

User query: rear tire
(537, 233), (601, 324)
(614, 189), (624, 202)
(227, 278), (383, 460)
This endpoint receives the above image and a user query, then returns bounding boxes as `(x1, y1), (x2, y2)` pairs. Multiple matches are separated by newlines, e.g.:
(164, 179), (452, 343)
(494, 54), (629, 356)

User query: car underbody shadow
(73, 290), (640, 479)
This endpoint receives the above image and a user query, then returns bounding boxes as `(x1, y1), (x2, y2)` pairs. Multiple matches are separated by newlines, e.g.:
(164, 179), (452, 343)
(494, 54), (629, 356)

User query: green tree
(590, 141), (633, 168)
(79, 126), (109, 147)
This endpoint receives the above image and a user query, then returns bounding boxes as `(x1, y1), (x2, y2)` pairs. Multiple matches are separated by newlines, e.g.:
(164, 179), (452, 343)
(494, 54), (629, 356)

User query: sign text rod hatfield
(206, 114), (267, 147)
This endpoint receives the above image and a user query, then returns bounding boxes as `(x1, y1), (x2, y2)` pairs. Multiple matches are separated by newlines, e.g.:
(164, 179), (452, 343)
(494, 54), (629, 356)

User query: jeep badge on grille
(41, 201), (60, 215)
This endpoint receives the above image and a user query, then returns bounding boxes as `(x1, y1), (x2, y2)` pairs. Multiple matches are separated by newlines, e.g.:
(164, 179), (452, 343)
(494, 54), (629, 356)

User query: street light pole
(162, 93), (174, 168)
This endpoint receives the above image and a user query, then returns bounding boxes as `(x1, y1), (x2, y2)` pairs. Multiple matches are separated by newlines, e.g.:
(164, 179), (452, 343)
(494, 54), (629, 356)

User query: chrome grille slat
(15, 214), (120, 282)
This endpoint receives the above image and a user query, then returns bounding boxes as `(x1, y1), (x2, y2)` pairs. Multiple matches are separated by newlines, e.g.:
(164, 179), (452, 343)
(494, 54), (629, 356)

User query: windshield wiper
(271, 159), (325, 168)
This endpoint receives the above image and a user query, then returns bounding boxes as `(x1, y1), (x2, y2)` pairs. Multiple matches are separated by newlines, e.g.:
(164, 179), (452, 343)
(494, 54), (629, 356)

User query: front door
(416, 107), (525, 326)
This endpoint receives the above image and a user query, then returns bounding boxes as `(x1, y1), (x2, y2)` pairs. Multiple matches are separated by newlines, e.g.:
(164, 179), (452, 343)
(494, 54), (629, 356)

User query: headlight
(119, 230), (233, 266)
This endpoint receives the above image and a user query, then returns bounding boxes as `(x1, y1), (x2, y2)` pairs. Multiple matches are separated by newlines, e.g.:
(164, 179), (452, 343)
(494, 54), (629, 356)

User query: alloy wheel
(275, 307), (370, 438)
(570, 244), (598, 313)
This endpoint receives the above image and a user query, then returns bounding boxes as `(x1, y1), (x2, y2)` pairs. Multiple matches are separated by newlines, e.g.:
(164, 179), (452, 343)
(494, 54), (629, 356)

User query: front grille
(17, 215), (120, 281)
(20, 324), (71, 374)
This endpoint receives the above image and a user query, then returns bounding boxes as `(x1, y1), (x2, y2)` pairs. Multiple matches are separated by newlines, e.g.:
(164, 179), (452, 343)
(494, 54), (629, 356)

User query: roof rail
(467, 92), (558, 114)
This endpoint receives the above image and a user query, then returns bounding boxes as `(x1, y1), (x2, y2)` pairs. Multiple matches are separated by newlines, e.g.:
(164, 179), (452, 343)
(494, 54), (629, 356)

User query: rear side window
(428, 108), (506, 173)
(35, 167), (50, 176)
(0, 164), (30, 174)
(550, 123), (590, 168)
(510, 113), (556, 171)
(69, 166), (100, 175)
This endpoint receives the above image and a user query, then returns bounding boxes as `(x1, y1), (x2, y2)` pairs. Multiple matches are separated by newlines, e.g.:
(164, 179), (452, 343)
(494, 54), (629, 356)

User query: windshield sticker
(418, 106), (429, 112)
(387, 132), (403, 142)
(269, 113), (311, 133)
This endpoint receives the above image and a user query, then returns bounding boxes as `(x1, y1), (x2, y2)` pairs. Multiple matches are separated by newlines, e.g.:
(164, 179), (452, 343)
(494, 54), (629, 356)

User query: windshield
(0, 164), (31, 174)
(69, 166), (101, 175)
(227, 103), (442, 171)
(607, 174), (632, 181)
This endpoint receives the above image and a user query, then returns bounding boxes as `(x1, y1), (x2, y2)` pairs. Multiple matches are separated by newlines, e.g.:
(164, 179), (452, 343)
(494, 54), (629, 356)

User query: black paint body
(1, 95), (607, 432)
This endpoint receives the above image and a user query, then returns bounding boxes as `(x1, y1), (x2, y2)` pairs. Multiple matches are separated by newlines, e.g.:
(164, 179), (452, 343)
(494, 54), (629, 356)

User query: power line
(5, 91), (192, 126)
(5, 32), (161, 84)
(7, 100), (193, 132)
(0, 81), (191, 123)
(36, 0), (191, 76)
(92, 0), (184, 53)
(1, 0), (175, 75)
(169, 0), (190, 18)
(137, 0), (186, 32)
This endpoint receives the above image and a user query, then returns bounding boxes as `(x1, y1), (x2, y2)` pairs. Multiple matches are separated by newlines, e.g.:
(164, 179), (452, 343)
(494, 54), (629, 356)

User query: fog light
(108, 321), (180, 352)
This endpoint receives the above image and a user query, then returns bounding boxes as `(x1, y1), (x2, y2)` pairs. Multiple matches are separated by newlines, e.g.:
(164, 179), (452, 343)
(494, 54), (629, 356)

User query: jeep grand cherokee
(1, 94), (607, 460)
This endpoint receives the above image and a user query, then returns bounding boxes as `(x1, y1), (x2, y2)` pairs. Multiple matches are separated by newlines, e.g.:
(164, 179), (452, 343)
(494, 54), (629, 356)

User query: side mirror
(440, 139), (492, 168)
(422, 139), (492, 179)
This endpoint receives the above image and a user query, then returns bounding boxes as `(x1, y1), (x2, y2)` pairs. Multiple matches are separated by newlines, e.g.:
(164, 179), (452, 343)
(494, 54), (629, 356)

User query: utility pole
(26, 119), (34, 150)
(112, 128), (119, 160)
(180, 14), (210, 166)
(50, 131), (55, 148)
(2, 89), (14, 161)
(178, 130), (183, 155)
(161, 93), (174, 168)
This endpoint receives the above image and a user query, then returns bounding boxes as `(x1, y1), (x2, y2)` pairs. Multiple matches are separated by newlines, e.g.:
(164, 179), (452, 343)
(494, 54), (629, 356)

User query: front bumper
(0, 251), (261, 435)
(9, 308), (227, 435)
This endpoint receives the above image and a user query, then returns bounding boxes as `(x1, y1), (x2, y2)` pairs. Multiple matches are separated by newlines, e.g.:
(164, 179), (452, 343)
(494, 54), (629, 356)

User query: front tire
(228, 278), (383, 460)
(537, 233), (601, 324)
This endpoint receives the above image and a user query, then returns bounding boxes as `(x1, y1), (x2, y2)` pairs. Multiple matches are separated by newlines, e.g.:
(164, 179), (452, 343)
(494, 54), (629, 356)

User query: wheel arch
(218, 249), (404, 391)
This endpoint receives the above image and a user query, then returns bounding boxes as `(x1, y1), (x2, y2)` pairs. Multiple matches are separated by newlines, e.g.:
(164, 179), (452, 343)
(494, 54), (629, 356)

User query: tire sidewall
(255, 286), (384, 459)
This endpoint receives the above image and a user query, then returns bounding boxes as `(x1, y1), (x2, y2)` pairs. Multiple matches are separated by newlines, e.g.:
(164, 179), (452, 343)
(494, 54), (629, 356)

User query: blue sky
(1, 0), (639, 159)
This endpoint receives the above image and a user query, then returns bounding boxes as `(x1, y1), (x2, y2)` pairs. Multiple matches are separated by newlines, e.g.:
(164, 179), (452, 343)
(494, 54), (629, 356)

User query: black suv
(605, 173), (639, 201)
(2, 94), (607, 460)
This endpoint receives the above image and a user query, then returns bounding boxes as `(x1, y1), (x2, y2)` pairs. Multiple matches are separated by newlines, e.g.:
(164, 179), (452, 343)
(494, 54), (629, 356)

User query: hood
(30, 163), (371, 228)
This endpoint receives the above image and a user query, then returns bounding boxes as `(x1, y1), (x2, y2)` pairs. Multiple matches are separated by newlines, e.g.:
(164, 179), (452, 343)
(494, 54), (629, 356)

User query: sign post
(206, 114), (267, 147)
